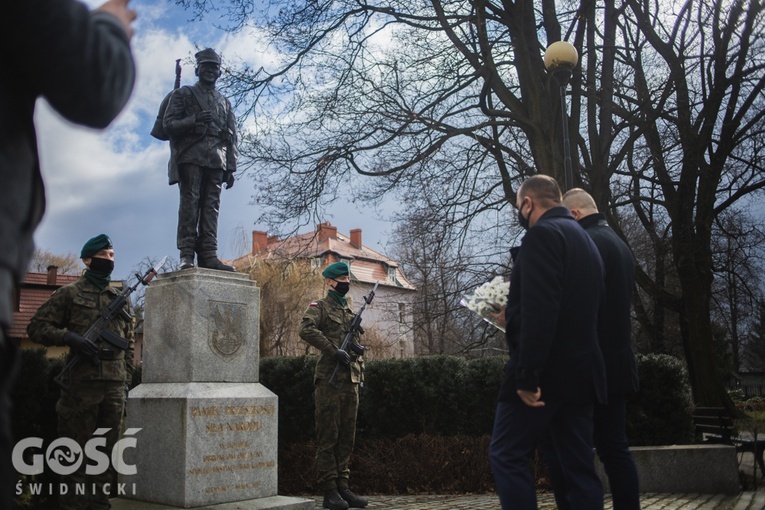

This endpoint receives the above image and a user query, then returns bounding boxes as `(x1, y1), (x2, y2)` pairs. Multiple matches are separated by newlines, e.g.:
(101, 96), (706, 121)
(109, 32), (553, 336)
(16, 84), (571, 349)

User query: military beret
(195, 48), (221, 66)
(322, 262), (349, 279)
(80, 234), (113, 259)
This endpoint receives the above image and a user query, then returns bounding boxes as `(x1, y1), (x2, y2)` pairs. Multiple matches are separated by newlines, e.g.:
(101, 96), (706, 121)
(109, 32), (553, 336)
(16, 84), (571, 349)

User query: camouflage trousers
(314, 379), (359, 491)
(56, 380), (125, 510)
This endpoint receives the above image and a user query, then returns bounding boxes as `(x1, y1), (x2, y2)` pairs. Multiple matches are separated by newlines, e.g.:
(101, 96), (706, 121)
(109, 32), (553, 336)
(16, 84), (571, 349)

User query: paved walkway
(306, 492), (765, 509)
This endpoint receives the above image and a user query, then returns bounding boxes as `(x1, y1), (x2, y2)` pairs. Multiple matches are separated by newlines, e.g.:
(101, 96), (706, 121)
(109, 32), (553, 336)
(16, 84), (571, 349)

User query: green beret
(322, 262), (349, 279)
(80, 234), (113, 259)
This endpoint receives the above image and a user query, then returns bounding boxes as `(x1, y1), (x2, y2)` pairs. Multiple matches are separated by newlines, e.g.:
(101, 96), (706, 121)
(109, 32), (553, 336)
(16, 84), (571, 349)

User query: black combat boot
(180, 252), (195, 270)
(338, 488), (368, 508)
(198, 255), (235, 272)
(323, 489), (349, 510)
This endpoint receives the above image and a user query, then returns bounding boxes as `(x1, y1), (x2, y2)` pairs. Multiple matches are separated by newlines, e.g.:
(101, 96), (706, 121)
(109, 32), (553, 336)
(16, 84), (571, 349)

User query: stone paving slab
(304, 492), (764, 510)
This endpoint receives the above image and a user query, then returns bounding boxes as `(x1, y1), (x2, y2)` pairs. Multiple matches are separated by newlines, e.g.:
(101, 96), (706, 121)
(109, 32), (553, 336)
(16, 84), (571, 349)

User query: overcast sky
(32, 0), (396, 280)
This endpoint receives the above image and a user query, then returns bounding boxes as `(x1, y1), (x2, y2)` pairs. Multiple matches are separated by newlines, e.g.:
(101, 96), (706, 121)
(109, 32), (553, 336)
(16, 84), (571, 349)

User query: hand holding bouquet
(460, 276), (510, 332)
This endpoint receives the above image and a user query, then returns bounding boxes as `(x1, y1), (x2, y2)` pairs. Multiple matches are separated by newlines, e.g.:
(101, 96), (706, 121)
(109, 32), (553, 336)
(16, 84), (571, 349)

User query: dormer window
(387, 266), (396, 281)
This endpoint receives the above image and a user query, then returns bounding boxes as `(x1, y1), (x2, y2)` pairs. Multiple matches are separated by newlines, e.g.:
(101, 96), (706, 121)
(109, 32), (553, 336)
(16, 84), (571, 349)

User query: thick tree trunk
(675, 239), (736, 412)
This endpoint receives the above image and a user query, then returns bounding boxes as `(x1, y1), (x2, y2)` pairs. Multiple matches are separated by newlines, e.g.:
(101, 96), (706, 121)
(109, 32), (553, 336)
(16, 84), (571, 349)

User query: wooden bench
(692, 406), (765, 476)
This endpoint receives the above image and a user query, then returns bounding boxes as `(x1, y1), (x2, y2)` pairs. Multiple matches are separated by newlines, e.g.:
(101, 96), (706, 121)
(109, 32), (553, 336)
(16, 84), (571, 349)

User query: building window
(388, 266), (397, 281)
(398, 302), (406, 323)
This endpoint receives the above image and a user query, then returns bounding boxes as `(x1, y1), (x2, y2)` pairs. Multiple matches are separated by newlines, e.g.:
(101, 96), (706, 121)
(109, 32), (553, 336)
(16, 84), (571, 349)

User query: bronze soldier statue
(163, 48), (238, 271)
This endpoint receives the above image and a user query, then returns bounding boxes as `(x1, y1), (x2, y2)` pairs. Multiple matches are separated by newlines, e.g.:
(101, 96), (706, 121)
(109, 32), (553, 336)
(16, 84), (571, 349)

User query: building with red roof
(9, 266), (79, 358)
(231, 222), (417, 358)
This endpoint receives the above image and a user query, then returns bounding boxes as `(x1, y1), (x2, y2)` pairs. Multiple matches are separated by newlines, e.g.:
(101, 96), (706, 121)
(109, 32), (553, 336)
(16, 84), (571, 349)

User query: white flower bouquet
(459, 276), (510, 332)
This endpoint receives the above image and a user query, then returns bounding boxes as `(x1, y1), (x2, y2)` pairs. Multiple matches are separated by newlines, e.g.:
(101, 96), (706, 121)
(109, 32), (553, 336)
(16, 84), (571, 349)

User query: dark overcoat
(579, 213), (639, 396)
(500, 206), (607, 405)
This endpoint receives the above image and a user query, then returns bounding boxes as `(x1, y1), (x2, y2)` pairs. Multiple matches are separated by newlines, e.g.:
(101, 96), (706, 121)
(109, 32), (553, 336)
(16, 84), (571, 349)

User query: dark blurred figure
(0, 1), (136, 508)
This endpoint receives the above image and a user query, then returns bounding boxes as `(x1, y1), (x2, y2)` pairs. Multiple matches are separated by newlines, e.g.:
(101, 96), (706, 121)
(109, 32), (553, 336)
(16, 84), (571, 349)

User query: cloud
(31, 0), (396, 279)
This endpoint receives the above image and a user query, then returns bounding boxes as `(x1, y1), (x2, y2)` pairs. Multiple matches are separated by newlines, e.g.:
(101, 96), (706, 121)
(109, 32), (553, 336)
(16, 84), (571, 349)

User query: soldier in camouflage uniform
(27, 234), (134, 510)
(299, 262), (368, 510)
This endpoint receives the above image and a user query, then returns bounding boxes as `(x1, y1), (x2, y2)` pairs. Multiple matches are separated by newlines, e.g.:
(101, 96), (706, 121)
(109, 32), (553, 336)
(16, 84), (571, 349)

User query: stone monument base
(110, 495), (314, 510)
(123, 382), (283, 507)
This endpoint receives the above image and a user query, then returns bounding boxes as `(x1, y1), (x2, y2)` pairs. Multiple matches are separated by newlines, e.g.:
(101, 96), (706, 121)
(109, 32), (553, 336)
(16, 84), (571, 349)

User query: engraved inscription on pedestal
(187, 401), (277, 500)
(209, 301), (246, 361)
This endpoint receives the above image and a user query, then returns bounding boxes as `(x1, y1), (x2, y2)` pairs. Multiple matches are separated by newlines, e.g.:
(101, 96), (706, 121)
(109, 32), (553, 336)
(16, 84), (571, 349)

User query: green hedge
(13, 351), (693, 446)
(626, 353), (694, 445)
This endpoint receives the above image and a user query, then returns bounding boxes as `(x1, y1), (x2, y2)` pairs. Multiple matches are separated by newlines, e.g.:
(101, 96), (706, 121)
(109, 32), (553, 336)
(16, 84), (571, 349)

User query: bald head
(517, 175), (562, 206)
(562, 188), (599, 221)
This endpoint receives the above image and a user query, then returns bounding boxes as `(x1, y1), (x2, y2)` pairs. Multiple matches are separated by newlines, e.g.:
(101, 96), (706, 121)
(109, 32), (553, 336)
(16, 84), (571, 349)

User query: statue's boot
(198, 253), (235, 272)
(180, 251), (195, 270)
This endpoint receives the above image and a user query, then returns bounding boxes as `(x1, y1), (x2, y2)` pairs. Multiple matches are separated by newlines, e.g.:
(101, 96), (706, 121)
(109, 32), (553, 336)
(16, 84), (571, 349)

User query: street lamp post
(544, 41), (579, 192)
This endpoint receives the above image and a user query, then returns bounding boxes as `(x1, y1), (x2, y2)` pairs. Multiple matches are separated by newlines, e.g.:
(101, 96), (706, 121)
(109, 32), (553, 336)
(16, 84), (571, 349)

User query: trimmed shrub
(359, 356), (469, 438)
(259, 355), (317, 445)
(461, 357), (505, 436)
(626, 353), (694, 446)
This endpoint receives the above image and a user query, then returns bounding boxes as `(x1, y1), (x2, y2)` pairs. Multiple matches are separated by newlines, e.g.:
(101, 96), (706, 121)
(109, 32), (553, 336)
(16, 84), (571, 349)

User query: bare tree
(609, 0), (765, 407)
(243, 259), (324, 356)
(742, 299), (765, 372)
(711, 211), (765, 371)
(29, 249), (80, 275)
(391, 211), (508, 356)
(175, 0), (765, 408)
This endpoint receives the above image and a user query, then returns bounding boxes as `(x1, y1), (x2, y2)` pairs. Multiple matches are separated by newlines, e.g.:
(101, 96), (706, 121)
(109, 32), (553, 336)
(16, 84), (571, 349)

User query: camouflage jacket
(299, 294), (363, 384)
(27, 276), (135, 383)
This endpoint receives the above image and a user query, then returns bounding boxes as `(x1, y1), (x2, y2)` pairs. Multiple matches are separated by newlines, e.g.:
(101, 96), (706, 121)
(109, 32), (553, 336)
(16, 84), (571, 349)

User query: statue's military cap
(322, 262), (349, 279)
(80, 234), (113, 259)
(195, 48), (221, 66)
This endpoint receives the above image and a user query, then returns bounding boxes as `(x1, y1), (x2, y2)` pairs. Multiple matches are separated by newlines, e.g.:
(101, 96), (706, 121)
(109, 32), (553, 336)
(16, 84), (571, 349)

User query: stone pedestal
(117, 268), (312, 510)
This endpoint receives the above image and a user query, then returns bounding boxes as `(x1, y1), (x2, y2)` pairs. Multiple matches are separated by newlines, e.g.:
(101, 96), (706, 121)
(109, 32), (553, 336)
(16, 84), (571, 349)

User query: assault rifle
(328, 281), (379, 388)
(54, 257), (167, 389)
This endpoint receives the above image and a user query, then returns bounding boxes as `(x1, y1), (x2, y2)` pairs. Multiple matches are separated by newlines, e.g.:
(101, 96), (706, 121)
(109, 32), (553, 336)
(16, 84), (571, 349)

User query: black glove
(224, 171), (235, 189)
(62, 332), (99, 359)
(334, 348), (351, 366)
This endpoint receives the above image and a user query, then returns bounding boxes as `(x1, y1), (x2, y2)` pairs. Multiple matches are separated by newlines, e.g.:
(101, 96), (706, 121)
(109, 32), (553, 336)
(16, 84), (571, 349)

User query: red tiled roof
(232, 223), (416, 291)
(9, 272), (79, 340)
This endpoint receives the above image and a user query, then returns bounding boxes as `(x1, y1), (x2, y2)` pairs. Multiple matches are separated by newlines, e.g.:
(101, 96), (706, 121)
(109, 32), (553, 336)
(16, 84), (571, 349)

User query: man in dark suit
(489, 175), (607, 510)
(543, 188), (639, 510)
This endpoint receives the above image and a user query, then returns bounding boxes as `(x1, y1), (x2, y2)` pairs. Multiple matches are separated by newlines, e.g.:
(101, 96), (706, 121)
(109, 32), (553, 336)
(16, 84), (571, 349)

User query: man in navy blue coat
(552, 188), (640, 509)
(489, 175), (607, 510)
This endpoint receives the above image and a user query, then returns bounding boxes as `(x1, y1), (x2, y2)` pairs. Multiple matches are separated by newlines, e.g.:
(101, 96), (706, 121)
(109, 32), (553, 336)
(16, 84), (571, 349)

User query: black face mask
(333, 281), (350, 296)
(89, 257), (114, 276)
(517, 204), (530, 231)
